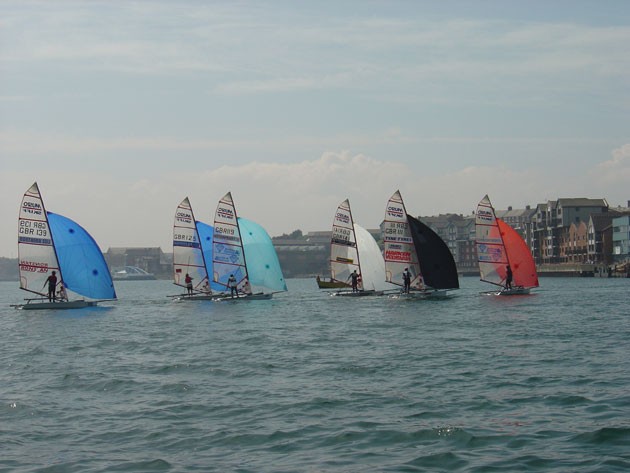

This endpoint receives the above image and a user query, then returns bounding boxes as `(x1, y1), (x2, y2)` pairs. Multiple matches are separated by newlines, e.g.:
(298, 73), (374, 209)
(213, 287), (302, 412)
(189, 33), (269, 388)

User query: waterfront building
(612, 215), (630, 261)
(532, 198), (609, 264)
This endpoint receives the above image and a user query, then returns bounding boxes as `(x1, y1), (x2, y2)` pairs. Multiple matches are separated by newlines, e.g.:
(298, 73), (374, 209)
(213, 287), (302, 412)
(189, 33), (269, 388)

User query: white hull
(481, 286), (532, 296)
(13, 300), (98, 310)
(390, 289), (452, 300)
(170, 293), (215, 301)
(330, 289), (383, 297)
(213, 292), (273, 301)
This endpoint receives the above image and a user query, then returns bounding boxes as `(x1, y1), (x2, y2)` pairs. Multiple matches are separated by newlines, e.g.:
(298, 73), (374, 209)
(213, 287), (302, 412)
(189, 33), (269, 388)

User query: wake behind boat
(475, 195), (539, 296)
(383, 190), (459, 300)
(14, 182), (117, 310)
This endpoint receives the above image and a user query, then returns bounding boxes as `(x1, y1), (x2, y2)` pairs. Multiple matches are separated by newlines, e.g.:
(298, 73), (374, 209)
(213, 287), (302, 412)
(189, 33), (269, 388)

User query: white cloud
(4, 150), (623, 258)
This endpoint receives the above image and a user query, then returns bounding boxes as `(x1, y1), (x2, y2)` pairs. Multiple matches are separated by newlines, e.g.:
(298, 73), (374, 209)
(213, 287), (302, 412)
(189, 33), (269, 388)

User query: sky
(1, 0), (629, 257)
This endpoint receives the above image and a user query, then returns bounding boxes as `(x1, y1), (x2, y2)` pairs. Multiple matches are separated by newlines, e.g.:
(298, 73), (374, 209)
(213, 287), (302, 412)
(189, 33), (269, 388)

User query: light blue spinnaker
(239, 217), (287, 294)
(196, 221), (223, 292)
(48, 212), (117, 300)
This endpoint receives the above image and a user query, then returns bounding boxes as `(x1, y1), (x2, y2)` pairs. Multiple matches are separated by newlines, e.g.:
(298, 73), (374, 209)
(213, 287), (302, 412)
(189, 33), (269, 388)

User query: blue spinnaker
(48, 212), (117, 300)
(239, 218), (287, 293)
(196, 221), (223, 292)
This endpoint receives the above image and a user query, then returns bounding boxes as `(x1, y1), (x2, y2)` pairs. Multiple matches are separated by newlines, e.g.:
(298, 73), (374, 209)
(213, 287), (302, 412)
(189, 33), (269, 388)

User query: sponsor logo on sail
(217, 207), (234, 219)
(335, 212), (350, 224)
(387, 206), (404, 218)
(385, 250), (411, 262)
(22, 201), (43, 216)
(335, 257), (354, 263)
(476, 209), (494, 223)
(176, 211), (192, 224)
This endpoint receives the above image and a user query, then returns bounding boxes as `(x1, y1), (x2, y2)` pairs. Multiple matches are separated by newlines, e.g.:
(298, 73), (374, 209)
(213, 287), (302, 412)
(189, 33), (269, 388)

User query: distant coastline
(2, 256), (626, 282)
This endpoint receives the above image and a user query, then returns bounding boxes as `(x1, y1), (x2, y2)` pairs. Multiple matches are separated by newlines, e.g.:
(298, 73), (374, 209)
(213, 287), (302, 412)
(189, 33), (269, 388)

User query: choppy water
(1, 277), (629, 472)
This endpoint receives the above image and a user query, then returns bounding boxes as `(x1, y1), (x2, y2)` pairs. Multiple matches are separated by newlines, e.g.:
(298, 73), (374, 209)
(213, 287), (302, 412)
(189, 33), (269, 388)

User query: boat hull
(390, 289), (453, 300)
(316, 277), (350, 289)
(14, 300), (98, 310)
(213, 292), (273, 301)
(330, 289), (383, 297)
(171, 294), (215, 301)
(481, 286), (533, 296)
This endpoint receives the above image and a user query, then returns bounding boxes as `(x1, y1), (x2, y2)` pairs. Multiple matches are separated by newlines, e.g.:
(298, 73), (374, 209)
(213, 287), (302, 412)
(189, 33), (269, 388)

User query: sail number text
(19, 220), (48, 236)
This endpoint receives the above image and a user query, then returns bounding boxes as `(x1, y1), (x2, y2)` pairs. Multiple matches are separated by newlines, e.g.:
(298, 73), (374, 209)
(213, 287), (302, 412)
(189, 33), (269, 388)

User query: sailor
(242, 278), (252, 295)
(43, 270), (58, 302)
(56, 282), (67, 302)
(505, 265), (513, 290)
(347, 270), (360, 292)
(402, 268), (411, 293)
(228, 274), (238, 298)
(185, 273), (194, 295)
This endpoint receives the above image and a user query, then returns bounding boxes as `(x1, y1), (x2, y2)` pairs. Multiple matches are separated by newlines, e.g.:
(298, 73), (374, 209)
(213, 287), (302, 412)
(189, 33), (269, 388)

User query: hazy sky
(1, 1), (629, 257)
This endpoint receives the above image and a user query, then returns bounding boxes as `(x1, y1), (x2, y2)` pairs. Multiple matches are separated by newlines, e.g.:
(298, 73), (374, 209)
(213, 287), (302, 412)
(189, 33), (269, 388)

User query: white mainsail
(212, 192), (248, 292)
(354, 223), (393, 292)
(18, 182), (61, 296)
(172, 197), (211, 293)
(475, 194), (508, 286)
(383, 190), (422, 289)
(329, 199), (360, 285)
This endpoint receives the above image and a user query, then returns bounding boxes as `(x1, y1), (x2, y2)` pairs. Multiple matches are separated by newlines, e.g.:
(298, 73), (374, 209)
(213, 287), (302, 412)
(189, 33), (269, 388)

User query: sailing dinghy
(14, 182), (117, 310)
(329, 199), (393, 296)
(475, 195), (539, 295)
(171, 197), (219, 300)
(383, 190), (459, 299)
(211, 192), (287, 300)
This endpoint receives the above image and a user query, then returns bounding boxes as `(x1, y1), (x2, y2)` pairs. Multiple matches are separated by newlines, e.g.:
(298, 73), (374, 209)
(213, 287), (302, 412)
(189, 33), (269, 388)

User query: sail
(497, 219), (539, 288)
(475, 195), (508, 286)
(212, 192), (247, 291)
(18, 182), (61, 296)
(196, 221), (223, 292)
(330, 199), (360, 284)
(239, 217), (287, 293)
(476, 195), (538, 289)
(353, 224), (393, 292)
(383, 190), (421, 288)
(408, 215), (459, 289)
(47, 213), (117, 300)
(172, 198), (211, 292)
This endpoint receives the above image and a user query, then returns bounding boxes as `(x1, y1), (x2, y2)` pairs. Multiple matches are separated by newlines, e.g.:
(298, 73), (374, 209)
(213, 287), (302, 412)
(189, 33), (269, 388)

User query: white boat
(211, 192), (287, 300)
(328, 199), (394, 297)
(111, 266), (156, 281)
(475, 195), (539, 296)
(383, 191), (459, 299)
(14, 182), (117, 310)
(171, 197), (216, 301)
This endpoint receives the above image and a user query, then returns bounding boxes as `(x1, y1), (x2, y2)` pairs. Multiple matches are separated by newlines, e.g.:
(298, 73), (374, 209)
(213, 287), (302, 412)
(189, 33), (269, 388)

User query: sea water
(1, 277), (629, 472)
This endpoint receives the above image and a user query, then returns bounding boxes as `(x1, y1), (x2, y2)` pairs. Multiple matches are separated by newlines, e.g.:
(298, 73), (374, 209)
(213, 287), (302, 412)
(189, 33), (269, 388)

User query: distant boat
(315, 276), (349, 289)
(328, 199), (394, 296)
(170, 197), (217, 300)
(14, 182), (117, 310)
(111, 266), (156, 281)
(383, 190), (459, 299)
(211, 192), (287, 300)
(475, 195), (539, 295)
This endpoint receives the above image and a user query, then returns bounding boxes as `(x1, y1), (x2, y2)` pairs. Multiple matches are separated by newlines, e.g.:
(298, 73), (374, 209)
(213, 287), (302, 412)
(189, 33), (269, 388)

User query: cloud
(1, 149), (627, 257)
